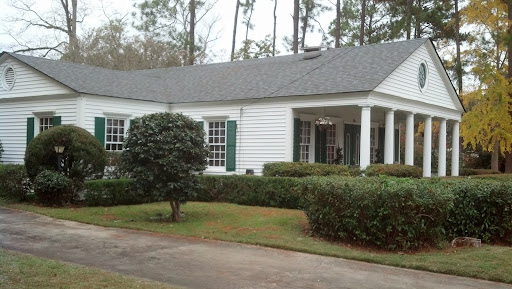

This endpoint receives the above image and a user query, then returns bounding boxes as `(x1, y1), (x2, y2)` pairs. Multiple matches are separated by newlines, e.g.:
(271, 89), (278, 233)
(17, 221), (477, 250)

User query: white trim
(202, 115), (229, 121)
(32, 111), (56, 117)
(103, 111), (132, 118)
(418, 60), (429, 93)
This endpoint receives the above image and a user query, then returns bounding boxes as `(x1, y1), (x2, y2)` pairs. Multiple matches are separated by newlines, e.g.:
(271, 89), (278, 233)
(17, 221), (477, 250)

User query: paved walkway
(1, 207), (511, 289)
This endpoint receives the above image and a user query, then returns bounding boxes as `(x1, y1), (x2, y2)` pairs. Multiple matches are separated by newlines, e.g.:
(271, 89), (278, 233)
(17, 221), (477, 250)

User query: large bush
(0, 164), (30, 201)
(365, 164), (423, 178)
(195, 175), (303, 209)
(263, 162), (356, 177)
(122, 113), (209, 222)
(34, 170), (73, 206)
(25, 125), (107, 194)
(301, 176), (453, 250)
(83, 178), (163, 206)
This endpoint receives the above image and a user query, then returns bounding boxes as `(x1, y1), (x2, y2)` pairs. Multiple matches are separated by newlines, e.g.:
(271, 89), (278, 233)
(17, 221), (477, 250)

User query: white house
(0, 38), (464, 176)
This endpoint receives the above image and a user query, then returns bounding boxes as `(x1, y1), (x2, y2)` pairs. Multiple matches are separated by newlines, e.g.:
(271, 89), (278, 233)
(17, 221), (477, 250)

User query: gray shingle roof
(4, 38), (429, 104)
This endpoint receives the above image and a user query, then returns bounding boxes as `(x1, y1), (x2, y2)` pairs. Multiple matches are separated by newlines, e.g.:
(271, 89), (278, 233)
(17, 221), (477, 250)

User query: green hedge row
(365, 164), (423, 178)
(0, 164), (30, 202)
(262, 162), (356, 177)
(83, 178), (163, 206)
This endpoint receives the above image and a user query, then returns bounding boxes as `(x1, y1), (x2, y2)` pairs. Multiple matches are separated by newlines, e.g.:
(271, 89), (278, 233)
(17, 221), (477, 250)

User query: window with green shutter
(293, 118), (300, 162)
(226, 120), (236, 171)
(94, 117), (106, 146)
(26, 117), (34, 146)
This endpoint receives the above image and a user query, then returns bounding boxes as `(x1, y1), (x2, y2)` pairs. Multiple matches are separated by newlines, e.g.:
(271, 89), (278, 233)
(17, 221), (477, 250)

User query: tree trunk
(359, 0), (366, 45)
(272, 0), (277, 56)
(61, 0), (79, 61)
(244, 1), (254, 41)
(506, 0), (512, 173)
(415, 0), (421, 38)
(454, 0), (462, 95)
(491, 141), (499, 171)
(188, 0), (196, 66)
(293, 0), (300, 53)
(335, 0), (341, 48)
(406, 0), (412, 40)
(231, 0), (240, 61)
(301, 1), (310, 49)
(169, 198), (181, 222)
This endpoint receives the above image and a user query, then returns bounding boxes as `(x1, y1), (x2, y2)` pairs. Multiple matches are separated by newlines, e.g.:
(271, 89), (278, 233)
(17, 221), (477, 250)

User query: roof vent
(302, 46), (323, 60)
(1, 66), (16, 91)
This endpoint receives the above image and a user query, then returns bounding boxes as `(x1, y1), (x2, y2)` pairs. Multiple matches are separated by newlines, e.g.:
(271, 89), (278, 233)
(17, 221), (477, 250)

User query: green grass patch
(0, 249), (182, 289)
(4, 201), (512, 284)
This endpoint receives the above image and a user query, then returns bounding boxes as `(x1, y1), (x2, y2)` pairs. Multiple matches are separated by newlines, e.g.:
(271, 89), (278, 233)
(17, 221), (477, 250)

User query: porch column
(438, 119), (447, 177)
(360, 105), (372, 169)
(451, 121), (460, 176)
(423, 116), (432, 177)
(384, 109), (395, 164)
(405, 112), (414, 166)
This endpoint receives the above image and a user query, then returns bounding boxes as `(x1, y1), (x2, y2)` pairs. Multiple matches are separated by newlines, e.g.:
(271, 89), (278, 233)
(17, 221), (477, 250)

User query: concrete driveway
(1, 207), (511, 289)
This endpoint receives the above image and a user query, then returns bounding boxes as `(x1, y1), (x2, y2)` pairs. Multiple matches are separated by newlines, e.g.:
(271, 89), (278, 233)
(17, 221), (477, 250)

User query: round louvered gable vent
(2, 66), (16, 91)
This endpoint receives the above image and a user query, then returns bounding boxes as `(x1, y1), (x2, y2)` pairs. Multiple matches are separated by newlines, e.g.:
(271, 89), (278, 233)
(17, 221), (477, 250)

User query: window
(345, 133), (351, 165)
(370, 128), (376, 163)
(39, 117), (53, 133)
(208, 121), (226, 167)
(106, 118), (125, 151)
(300, 121), (311, 162)
(326, 124), (336, 164)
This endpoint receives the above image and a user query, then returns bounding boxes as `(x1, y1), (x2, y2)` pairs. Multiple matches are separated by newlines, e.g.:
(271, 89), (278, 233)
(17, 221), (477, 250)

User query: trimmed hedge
(262, 162), (356, 177)
(34, 170), (73, 206)
(83, 178), (163, 206)
(365, 164), (423, 178)
(459, 168), (501, 176)
(194, 175), (302, 209)
(301, 177), (452, 250)
(0, 164), (30, 201)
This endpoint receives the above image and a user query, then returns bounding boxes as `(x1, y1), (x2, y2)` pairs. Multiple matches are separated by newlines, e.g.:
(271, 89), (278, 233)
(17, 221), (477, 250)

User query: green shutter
(314, 126), (327, 163)
(226, 120), (236, 172)
(198, 121), (204, 129)
(293, 118), (300, 162)
(395, 128), (399, 163)
(95, 117), (106, 147)
(26, 117), (35, 146)
(53, 116), (61, 126)
(378, 127), (385, 164)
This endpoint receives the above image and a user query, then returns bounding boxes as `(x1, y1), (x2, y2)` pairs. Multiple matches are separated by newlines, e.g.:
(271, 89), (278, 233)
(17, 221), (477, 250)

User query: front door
(344, 124), (360, 165)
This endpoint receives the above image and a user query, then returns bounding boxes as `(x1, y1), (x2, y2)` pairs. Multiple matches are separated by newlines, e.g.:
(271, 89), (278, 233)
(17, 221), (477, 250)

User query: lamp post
(54, 145), (65, 173)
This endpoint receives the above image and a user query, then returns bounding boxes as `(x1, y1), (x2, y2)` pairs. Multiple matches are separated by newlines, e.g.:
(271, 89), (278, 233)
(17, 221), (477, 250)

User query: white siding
(374, 43), (460, 111)
(82, 94), (168, 134)
(0, 57), (73, 99)
(0, 95), (78, 163)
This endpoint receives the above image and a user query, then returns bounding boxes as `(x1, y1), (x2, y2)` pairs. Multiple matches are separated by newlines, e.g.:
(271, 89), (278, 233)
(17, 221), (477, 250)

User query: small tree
(122, 113), (209, 222)
(25, 125), (107, 197)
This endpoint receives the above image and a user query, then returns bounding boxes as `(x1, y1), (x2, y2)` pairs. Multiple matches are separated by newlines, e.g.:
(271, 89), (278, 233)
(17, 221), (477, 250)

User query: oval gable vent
(2, 66), (16, 91)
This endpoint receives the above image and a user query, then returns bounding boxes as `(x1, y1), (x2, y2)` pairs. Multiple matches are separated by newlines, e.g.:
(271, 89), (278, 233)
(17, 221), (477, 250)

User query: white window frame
(300, 120), (312, 163)
(33, 111), (55, 137)
(105, 117), (127, 151)
(326, 123), (337, 164)
(207, 120), (227, 168)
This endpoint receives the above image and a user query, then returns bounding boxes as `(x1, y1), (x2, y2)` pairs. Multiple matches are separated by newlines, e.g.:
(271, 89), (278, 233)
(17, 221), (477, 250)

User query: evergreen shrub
(365, 164), (423, 178)
(34, 170), (73, 206)
(262, 162), (356, 177)
(0, 164), (30, 201)
(83, 178), (163, 206)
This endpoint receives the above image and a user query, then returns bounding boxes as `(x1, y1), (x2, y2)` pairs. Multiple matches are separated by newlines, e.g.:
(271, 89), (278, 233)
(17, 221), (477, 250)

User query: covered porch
(291, 105), (460, 177)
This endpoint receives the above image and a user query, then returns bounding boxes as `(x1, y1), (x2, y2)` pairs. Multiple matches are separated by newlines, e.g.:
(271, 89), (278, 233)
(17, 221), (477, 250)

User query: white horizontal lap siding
(374, 44), (457, 110)
(172, 101), (287, 175)
(0, 96), (77, 164)
(82, 95), (168, 134)
(0, 58), (73, 99)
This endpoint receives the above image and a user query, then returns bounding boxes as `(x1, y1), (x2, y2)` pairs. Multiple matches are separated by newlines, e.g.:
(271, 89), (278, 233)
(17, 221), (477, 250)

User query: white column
(451, 121), (460, 176)
(423, 116), (432, 177)
(405, 112), (414, 166)
(360, 105), (372, 169)
(285, 107), (293, 161)
(384, 109), (395, 164)
(438, 119), (447, 177)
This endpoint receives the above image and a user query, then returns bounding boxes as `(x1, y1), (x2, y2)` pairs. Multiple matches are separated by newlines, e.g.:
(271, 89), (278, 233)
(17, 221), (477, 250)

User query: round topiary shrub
(24, 125), (107, 195)
(34, 170), (73, 206)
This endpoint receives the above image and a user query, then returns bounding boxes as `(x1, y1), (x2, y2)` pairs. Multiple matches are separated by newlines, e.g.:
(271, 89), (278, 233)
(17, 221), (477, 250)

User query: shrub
(122, 113), (209, 222)
(25, 125), (106, 195)
(34, 170), (73, 206)
(444, 179), (512, 244)
(459, 168), (501, 176)
(0, 164), (30, 201)
(83, 178), (163, 206)
(0, 139), (3, 160)
(364, 164), (423, 178)
(262, 162), (356, 177)
(195, 175), (303, 209)
(301, 176), (453, 251)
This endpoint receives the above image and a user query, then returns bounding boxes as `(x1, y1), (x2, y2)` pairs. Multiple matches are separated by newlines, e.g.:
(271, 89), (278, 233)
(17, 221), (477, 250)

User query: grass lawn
(0, 249), (182, 289)
(4, 201), (512, 284)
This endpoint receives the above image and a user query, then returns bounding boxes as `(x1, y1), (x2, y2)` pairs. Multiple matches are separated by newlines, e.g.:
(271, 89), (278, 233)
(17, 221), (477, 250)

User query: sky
(0, 0), (336, 63)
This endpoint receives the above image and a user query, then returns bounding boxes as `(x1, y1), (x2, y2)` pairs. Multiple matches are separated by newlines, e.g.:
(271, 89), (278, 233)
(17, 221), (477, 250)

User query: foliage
(301, 176), (453, 250)
(195, 175), (303, 209)
(444, 179), (512, 244)
(33, 170), (73, 206)
(0, 139), (3, 159)
(83, 179), (163, 206)
(262, 162), (356, 177)
(365, 164), (423, 178)
(0, 164), (30, 202)
(24, 125), (107, 195)
(122, 112), (209, 222)
(233, 35), (279, 60)
(459, 168), (501, 176)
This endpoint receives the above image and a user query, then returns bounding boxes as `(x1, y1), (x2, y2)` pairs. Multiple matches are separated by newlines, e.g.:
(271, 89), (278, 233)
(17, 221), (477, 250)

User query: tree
(122, 113), (209, 222)
(4, 0), (85, 60)
(359, 0), (367, 45)
(233, 35), (278, 59)
(293, 0), (300, 53)
(134, 0), (220, 65)
(272, 0), (277, 55)
(334, 0), (341, 48)
(241, 0), (257, 41)
(67, 19), (182, 70)
(299, 0), (330, 48)
(231, 0), (241, 61)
